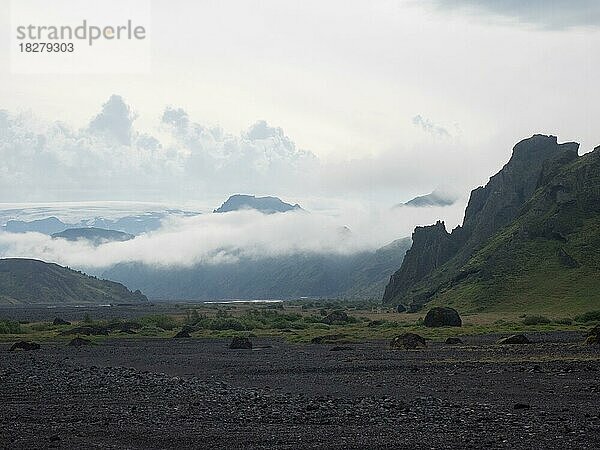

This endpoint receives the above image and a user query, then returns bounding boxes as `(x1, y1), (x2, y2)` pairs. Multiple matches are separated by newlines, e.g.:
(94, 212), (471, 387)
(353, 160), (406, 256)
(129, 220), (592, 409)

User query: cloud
(427, 0), (600, 29)
(0, 202), (466, 270)
(0, 96), (318, 202)
(412, 115), (450, 138)
(89, 95), (137, 145)
(0, 96), (484, 206)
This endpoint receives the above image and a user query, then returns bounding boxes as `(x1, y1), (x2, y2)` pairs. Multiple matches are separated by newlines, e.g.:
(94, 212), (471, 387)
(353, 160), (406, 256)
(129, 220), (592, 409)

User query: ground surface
(1, 331), (599, 449)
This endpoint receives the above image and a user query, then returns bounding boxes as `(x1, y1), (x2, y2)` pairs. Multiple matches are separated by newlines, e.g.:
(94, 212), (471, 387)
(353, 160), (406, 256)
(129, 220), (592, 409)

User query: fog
(0, 202), (466, 270)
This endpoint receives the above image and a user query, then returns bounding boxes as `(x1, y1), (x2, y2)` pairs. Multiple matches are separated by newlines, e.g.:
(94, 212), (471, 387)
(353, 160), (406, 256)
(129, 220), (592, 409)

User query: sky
(0, 1), (599, 269)
(1, 0), (599, 207)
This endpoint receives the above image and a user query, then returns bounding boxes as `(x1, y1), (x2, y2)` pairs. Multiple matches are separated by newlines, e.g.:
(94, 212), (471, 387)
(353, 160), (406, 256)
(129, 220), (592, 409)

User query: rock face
(497, 334), (530, 345)
(229, 337), (252, 349)
(390, 333), (427, 349)
(382, 135), (591, 310)
(9, 341), (40, 351)
(383, 221), (459, 306)
(424, 307), (462, 327)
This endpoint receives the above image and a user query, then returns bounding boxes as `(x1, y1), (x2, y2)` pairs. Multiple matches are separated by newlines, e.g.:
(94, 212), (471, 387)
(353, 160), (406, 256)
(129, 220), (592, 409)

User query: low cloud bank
(0, 203), (466, 270)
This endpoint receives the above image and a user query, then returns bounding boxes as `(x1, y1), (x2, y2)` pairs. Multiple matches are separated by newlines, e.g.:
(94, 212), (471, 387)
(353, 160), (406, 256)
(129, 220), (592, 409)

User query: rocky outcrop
(383, 135), (582, 308)
(585, 325), (599, 345)
(390, 333), (427, 349)
(229, 337), (253, 349)
(383, 221), (459, 305)
(9, 341), (40, 351)
(173, 326), (193, 339)
(445, 337), (463, 345)
(424, 307), (462, 327)
(497, 334), (530, 345)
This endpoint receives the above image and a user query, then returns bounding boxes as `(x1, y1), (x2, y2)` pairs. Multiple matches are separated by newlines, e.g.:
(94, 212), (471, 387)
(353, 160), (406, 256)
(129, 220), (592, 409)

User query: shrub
(522, 315), (551, 325)
(554, 317), (573, 325)
(574, 310), (600, 323)
(0, 319), (22, 334)
(202, 317), (246, 331)
(139, 315), (178, 331)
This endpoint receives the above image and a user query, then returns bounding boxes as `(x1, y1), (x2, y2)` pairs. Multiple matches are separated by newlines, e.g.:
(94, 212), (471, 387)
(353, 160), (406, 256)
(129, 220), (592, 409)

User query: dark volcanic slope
(1, 334), (598, 449)
(0, 258), (147, 306)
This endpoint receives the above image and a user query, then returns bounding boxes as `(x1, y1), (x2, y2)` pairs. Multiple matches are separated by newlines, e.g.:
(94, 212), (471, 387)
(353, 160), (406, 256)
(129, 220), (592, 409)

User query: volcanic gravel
(1, 332), (599, 449)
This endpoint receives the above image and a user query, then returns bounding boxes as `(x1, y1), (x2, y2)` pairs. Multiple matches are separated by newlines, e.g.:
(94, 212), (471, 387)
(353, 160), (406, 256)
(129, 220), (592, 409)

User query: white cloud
(0, 203), (466, 270)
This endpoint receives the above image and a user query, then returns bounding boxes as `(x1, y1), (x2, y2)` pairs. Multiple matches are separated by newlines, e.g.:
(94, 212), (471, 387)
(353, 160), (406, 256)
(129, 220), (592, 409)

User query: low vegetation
(0, 302), (598, 343)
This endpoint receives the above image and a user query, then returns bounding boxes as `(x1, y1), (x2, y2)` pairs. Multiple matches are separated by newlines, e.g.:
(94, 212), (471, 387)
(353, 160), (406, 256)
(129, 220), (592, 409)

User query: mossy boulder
(424, 307), (462, 327)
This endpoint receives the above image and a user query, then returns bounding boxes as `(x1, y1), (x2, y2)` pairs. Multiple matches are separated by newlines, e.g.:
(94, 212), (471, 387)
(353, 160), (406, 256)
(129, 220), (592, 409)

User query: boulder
(173, 326), (193, 339)
(53, 317), (71, 326)
(514, 403), (531, 410)
(229, 337), (253, 349)
(68, 337), (93, 347)
(330, 346), (354, 351)
(9, 341), (40, 351)
(396, 304), (406, 313)
(585, 325), (599, 345)
(445, 337), (463, 345)
(390, 333), (427, 349)
(497, 334), (530, 345)
(424, 307), (462, 327)
(322, 310), (349, 325)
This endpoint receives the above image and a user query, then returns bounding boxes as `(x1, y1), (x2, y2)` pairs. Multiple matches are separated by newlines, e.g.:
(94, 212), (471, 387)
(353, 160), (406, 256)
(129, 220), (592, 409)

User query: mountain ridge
(382, 134), (600, 314)
(0, 258), (148, 306)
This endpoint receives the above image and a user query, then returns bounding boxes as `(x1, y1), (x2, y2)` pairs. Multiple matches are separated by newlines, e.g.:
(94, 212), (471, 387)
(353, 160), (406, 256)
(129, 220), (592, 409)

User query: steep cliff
(382, 135), (599, 313)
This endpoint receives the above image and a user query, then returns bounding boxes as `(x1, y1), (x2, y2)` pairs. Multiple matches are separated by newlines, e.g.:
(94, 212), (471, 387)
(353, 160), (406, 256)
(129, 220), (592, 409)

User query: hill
(0, 258), (148, 306)
(52, 228), (134, 245)
(397, 190), (457, 208)
(214, 194), (303, 214)
(383, 135), (600, 314)
(103, 238), (411, 301)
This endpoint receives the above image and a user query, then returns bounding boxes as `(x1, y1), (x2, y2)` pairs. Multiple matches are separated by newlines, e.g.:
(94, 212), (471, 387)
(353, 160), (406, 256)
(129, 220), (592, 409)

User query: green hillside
(0, 258), (148, 306)
(384, 136), (600, 315)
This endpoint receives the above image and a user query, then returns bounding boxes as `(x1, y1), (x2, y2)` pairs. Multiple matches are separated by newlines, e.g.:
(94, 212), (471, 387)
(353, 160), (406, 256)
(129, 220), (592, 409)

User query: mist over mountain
(214, 195), (303, 214)
(103, 238), (411, 301)
(383, 134), (600, 313)
(397, 189), (459, 208)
